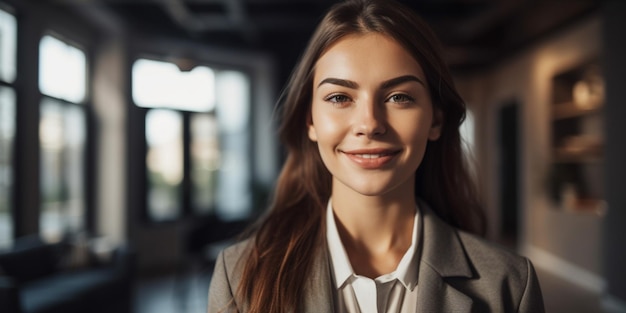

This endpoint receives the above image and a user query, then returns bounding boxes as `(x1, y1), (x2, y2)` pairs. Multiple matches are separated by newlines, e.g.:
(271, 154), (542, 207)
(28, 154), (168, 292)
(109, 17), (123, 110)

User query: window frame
(36, 29), (96, 239)
(0, 6), (17, 247)
(0, 0), (101, 243)
(129, 54), (255, 224)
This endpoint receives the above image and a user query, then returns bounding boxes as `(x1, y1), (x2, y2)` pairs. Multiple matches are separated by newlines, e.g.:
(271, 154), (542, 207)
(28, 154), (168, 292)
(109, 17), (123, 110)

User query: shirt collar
(326, 200), (355, 289)
(325, 199), (421, 291)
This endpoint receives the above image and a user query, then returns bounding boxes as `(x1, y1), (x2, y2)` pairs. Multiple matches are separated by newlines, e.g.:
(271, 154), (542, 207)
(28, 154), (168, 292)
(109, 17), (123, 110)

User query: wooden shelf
(552, 102), (601, 120)
(553, 143), (603, 163)
(560, 198), (607, 216)
(553, 155), (603, 164)
(548, 60), (605, 214)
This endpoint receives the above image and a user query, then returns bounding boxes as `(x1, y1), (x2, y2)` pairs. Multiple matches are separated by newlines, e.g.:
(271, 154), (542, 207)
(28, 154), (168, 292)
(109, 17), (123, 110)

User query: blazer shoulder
(221, 239), (253, 264)
(457, 231), (528, 277)
(208, 239), (253, 313)
(419, 202), (528, 280)
(219, 239), (254, 289)
(454, 231), (545, 312)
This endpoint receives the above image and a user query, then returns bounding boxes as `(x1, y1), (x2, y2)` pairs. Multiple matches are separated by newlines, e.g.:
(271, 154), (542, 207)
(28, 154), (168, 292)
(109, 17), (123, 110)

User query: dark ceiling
(94, 0), (600, 73)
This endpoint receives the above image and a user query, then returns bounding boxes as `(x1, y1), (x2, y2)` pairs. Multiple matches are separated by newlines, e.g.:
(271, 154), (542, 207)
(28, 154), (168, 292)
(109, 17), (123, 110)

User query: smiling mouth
(341, 149), (400, 169)
(352, 153), (395, 159)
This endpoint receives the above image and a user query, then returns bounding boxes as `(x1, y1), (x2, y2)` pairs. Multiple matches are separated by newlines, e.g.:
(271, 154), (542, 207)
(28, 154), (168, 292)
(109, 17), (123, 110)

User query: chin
(347, 183), (398, 197)
(333, 173), (415, 198)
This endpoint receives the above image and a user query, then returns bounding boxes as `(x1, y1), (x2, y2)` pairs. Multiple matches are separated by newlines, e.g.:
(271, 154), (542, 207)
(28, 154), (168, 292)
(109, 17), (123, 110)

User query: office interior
(0, 0), (625, 312)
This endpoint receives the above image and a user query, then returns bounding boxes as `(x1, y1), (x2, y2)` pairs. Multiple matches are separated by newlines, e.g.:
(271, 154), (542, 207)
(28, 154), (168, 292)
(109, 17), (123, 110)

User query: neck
(330, 179), (416, 277)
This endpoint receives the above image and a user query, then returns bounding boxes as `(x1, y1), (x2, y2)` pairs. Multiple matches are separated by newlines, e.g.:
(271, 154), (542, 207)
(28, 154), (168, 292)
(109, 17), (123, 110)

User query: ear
(428, 109), (443, 141)
(307, 114), (318, 142)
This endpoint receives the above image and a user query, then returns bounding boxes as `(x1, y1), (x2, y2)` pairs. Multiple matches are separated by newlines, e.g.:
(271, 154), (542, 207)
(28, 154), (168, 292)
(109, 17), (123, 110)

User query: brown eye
(388, 94), (414, 103)
(326, 94), (350, 103)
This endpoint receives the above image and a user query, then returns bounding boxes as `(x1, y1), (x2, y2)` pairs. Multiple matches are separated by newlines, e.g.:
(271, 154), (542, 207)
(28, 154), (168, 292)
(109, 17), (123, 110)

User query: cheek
(311, 110), (344, 144)
(393, 113), (433, 142)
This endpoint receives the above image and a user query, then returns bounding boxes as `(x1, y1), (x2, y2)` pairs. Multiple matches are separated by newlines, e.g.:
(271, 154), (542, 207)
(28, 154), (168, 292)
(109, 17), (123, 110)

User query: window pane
(216, 71), (250, 133)
(146, 109), (183, 220)
(460, 109), (476, 178)
(215, 70), (251, 220)
(39, 35), (86, 103)
(0, 8), (17, 83)
(0, 86), (15, 248)
(132, 59), (215, 112)
(190, 114), (220, 214)
(460, 109), (475, 156)
(40, 98), (86, 242)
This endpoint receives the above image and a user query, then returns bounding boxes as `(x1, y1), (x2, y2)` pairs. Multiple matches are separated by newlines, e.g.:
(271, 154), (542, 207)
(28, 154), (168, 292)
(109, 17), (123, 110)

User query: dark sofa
(0, 235), (134, 313)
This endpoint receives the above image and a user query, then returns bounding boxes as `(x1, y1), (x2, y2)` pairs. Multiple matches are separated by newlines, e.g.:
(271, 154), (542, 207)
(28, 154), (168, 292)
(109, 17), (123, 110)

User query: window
(460, 109), (476, 157)
(39, 35), (86, 103)
(132, 59), (215, 112)
(0, 7), (16, 248)
(460, 109), (477, 177)
(190, 114), (219, 214)
(0, 8), (16, 83)
(132, 58), (252, 221)
(38, 35), (88, 242)
(146, 109), (183, 220)
(214, 71), (251, 220)
(0, 87), (15, 248)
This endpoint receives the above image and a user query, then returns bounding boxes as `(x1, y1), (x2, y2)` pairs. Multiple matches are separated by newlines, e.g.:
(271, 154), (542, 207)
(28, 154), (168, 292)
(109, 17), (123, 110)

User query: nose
(352, 99), (386, 137)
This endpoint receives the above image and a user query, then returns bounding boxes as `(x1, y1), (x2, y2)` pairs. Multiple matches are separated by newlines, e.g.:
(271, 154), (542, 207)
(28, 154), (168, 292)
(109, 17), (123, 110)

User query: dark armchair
(0, 235), (134, 313)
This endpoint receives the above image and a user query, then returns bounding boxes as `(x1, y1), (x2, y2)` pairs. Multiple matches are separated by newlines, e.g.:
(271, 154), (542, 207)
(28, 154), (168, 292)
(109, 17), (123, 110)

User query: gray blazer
(208, 203), (545, 312)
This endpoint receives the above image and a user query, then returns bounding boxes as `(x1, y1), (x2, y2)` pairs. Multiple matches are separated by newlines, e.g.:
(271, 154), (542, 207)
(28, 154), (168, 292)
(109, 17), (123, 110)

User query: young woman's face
(308, 33), (441, 198)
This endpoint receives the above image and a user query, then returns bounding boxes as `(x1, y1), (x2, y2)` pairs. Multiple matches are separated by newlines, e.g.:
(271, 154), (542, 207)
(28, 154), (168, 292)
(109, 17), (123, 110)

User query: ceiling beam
(159, 0), (258, 41)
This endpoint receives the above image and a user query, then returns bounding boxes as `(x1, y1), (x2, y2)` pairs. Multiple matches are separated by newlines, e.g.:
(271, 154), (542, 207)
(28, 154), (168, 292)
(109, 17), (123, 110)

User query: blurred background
(0, 0), (624, 312)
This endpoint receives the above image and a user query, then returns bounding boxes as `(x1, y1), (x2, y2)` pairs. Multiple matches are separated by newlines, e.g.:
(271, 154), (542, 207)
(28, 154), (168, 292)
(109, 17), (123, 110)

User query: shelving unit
(548, 61), (606, 215)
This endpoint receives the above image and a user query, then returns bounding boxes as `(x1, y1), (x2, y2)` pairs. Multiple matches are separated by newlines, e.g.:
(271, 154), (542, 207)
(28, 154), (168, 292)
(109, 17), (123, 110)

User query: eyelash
(387, 93), (414, 104)
(322, 93), (415, 106)
(324, 94), (349, 103)
(324, 94), (352, 106)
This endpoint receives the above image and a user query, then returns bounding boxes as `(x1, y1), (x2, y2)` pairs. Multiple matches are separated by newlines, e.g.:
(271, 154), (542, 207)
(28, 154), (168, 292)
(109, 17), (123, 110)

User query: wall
(93, 24), (127, 247)
(456, 14), (605, 292)
(603, 0), (626, 306)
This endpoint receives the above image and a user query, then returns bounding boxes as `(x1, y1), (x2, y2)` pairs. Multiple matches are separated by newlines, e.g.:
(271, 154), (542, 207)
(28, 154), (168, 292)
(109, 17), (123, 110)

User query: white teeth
(356, 154), (383, 159)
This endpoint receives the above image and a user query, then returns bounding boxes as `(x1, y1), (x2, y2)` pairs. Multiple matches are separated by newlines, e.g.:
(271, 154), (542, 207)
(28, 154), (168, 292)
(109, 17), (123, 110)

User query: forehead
(313, 33), (426, 84)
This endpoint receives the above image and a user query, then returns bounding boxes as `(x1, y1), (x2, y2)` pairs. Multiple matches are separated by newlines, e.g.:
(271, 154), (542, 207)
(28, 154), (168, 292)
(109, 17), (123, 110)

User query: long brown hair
(236, 0), (484, 312)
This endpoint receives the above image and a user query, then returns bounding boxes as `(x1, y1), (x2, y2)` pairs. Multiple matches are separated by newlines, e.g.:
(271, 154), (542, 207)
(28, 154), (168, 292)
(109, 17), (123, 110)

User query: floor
(134, 262), (214, 313)
(134, 262), (621, 313)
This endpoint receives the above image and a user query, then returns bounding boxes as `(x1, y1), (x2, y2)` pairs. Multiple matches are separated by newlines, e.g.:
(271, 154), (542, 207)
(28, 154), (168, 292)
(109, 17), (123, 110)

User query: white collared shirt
(326, 200), (420, 313)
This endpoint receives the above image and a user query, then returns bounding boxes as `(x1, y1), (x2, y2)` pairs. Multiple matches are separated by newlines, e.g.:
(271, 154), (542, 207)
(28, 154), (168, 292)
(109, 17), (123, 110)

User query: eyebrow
(317, 75), (425, 89)
(380, 75), (425, 89)
(317, 78), (359, 89)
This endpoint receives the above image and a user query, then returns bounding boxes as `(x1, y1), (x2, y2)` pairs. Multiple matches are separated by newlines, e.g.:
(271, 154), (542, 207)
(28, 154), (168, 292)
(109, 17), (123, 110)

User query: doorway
(498, 101), (520, 248)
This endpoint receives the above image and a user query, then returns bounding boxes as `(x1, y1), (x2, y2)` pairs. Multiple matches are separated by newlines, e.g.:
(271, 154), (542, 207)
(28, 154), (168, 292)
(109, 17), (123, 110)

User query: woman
(208, 0), (544, 312)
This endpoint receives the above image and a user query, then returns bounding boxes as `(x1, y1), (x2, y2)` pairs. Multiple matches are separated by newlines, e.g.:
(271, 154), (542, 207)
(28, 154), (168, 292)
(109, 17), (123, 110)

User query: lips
(341, 148), (400, 169)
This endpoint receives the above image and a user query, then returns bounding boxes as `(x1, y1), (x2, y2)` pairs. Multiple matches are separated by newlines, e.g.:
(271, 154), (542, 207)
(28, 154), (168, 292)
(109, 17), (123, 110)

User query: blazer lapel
(301, 243), (335, 312)
(418, 264), (473, 312)
(416, 200), (474, 313)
